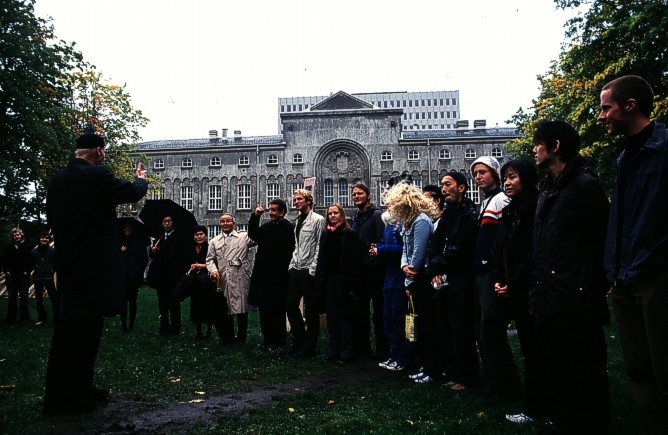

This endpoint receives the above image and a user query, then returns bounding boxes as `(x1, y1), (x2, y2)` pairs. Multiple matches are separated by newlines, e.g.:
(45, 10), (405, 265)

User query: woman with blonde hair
(380, 181), (439, 373)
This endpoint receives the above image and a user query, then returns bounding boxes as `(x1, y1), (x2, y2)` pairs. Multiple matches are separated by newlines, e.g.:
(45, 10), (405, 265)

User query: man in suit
(44, 133), (148, 414)
(148, 215), (190, 335)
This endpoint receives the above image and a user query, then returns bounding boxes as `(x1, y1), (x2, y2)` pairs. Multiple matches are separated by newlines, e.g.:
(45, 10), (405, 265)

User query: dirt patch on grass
(36, 360), (392, 434)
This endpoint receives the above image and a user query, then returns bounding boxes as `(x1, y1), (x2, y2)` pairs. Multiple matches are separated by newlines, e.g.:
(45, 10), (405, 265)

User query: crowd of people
(1, 75), (666, 434)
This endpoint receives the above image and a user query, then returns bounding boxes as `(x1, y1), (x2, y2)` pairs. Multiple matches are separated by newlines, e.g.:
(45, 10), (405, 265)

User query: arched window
(153, 159), (164, 169)
(408, 150), (420, 160)
(267, 154), (278, 165)
(323, 179), (334, 205)
(465, 149), (476, 159)
(181, 158), (192, 168)
(292, 153), (303, 164)
(381, 150), (392, 161)
(491, 148), (503, 158)
(209, 156), (221, 167)
(238, 155), (249, 166)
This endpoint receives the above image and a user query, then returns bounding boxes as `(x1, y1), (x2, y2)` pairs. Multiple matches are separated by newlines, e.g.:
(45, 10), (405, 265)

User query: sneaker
(378, 358), (392, 368)
(384, 361), (405, 371)
(505, 412), (534, 424)
(414, 375), (433, 384)
(408, 368), (425, 380)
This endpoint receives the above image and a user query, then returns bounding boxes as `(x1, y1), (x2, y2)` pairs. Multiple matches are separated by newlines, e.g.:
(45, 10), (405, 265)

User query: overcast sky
(34, 0), (579, 142)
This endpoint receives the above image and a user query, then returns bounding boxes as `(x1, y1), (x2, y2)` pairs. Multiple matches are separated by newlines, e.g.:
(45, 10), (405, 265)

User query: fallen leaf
(195, 391), (205, 395)
(288, 407), (295, 413)
(406, 420), (414, 426)
(476, 411), (486, 418)
(166, 376), (180, 383)
(327, 400), (335, 406)
(0, 385), (16, 390)
(189, 399), (204, 403)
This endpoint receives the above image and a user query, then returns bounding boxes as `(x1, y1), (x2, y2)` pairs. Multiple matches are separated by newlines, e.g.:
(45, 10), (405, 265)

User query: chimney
(208, 129), (218, 140)
(234, 130), (241, 137)
(473, 119), (486, 128)
(222, 128), (228, 138)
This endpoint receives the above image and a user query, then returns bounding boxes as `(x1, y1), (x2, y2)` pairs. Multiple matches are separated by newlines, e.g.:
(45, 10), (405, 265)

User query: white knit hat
(470, 156), (501, 178)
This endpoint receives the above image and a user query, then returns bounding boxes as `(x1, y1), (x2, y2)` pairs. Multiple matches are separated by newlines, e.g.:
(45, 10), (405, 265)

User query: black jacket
(46, 158), (148, 321)
(247, 214), (295, 310)
(3, 242), (32, 275)
(120, 234), (149, 288)
(426, 198), (478, 309)
(531, 155), (610, 326)
(490, 191), (537, 311)
(351, 205), (384, 270)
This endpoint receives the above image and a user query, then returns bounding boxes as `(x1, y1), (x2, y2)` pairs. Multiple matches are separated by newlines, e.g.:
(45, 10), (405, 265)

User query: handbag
(405, 295), (418, 342)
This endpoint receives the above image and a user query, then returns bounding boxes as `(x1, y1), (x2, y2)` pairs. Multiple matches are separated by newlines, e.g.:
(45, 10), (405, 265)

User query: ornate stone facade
(134, 91), (520, 233)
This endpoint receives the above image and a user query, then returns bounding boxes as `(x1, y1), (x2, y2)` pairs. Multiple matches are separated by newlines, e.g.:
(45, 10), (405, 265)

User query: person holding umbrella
(44, 132), (148, 415)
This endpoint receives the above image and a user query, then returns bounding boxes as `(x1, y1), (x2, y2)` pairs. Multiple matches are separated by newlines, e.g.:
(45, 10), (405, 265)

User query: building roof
(137, 135), (285, 150)
(401, 127), (520, 140)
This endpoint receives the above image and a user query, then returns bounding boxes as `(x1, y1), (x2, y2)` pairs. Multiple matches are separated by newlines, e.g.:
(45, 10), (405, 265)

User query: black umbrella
(138, 199), (198, 239)
(117, 217), (150, 246)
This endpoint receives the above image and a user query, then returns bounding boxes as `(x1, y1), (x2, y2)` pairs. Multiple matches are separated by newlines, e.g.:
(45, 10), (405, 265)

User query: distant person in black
(248, 199), (295, 348)
(31, 232), (58, 326)
(44, 133), (148, 415)
(119, 221), (148, 331)
(3, 228), (32, 322)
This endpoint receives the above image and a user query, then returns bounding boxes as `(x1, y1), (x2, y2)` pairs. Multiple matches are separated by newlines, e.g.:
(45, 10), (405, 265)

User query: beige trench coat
(206, 230), (256, 315)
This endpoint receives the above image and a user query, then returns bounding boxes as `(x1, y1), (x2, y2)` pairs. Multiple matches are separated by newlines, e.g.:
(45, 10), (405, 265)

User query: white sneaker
(505, 413), (535, 424)
(385, 361), (405, 371)
(378, 358), (392, 368)
(414, 374), (433, 384)
(408, 368), (424, 379)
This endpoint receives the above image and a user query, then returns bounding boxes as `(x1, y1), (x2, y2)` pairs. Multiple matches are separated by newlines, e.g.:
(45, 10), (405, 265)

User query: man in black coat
(3, 228), (32, 322)
(531, 121), (610, 434)
(147, 215), (190, 335)
(350, 183), (387, 357)
(248, 199), (295, 347)
(43, 133), (148, 415)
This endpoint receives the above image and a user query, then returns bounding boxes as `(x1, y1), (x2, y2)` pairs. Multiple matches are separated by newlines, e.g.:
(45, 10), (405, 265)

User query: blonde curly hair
(383, 182), (440, 228)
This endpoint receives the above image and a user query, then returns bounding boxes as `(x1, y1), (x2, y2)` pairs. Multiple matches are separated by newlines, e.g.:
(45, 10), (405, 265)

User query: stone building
(134, 91), (520, 238)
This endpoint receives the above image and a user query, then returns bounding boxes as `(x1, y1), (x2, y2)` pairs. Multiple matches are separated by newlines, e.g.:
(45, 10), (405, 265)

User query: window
(381, 150), (393, 161)
(209, 185), (222, 210)
(439, 149), (451, 159)
(153, 159), (164, 170)
(453, 98), (457, 105)
(150, 186), (164, 200)
(207, 225), (219, 240)
(324, 179), (334, 205)
(180, 186), (193, 210)
(292, 153), (303, 164)
(467, 181), (481, 204)
(408, 150), (420, 160)
(238, 155), (249, 166)
(237, 184), (251, 209)
(446, 98), (450, 105)
(465, 149), (476, 159)
(267, 154), (278, 165)
(181, 158), (192, 168)
(236, 223), (248, 232)
(291, 182), (304, 207)
(266, 183), (280, 204)
(492, 148), (503, 158)
(209, 156), (221, 167)
(453, 111), (457, 118)
(338, 179), (349, 206)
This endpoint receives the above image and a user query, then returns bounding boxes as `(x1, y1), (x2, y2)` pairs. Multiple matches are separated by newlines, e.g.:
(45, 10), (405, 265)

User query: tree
(0, 0), (83, 228)
(506, 0), (668, 191)
(0, 0), (152, 230)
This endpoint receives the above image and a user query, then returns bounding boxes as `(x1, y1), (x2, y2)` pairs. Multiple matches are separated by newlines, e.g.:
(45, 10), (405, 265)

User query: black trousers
(157, 283), (181, 332)
(325, 276), (354, 361)
(33, 279), (58, 323)
(286, 268), (319, 354)
(44, 315), (104, 406)
(535, 324), (610, 434)
(259, 309), (287, 346)
(120, 285), (139, 329)
(613, 273), (668, 435)
(436, 294), (479, 387)
(352, 269), (388, 356)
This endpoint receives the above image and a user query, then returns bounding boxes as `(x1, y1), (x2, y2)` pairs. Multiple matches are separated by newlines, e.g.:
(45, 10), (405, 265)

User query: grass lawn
(0, 288), (639, 433)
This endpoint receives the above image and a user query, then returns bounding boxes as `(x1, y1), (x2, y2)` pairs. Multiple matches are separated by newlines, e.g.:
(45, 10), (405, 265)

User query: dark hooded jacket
(531, 155), (610, 326)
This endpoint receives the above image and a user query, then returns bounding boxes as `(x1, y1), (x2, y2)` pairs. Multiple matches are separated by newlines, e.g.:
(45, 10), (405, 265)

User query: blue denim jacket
(400, 213), (434, 288)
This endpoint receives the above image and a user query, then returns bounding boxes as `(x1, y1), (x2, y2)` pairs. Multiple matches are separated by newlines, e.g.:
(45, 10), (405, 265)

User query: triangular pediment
(310, 91), (374, 111)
